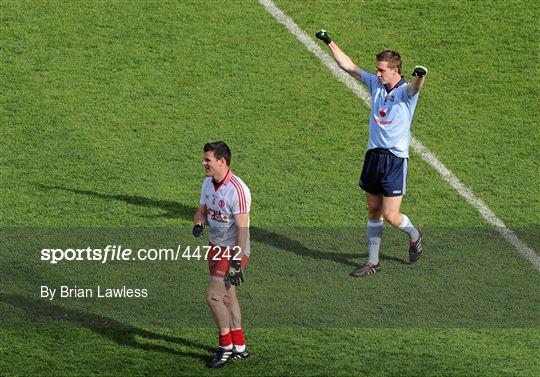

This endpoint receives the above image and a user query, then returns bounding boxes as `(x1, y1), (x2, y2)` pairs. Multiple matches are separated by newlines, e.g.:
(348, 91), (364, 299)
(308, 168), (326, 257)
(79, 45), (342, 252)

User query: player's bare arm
(234, 212), (249, 259)
(408, 66), (428, 97)
(223, 211), (249, 287)
(193, 204), (207, 225)
(192, 204), (207, 237)
(328, 42), (362, 80)
(316, 30), (362, 80)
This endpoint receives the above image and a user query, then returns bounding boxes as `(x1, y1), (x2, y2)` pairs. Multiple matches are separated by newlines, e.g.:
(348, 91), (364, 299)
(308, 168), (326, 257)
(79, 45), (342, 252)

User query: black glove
(224, 260), (244, 287)
(412, 66), (428, 77)
(315, 30), (332, 45)
(192, 223), (204, 237)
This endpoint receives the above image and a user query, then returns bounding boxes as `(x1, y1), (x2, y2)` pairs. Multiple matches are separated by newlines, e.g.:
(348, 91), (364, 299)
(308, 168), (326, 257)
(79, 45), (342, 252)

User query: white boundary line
(259, 0), (539, 270)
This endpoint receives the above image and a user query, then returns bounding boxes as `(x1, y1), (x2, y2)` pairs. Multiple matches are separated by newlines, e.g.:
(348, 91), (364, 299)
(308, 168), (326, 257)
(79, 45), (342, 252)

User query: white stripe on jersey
(230, 176), (247, 213)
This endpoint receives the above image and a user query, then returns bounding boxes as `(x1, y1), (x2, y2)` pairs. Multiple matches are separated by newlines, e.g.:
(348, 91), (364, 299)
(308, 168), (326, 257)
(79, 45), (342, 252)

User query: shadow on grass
(38, 184), (407, 266)
(0, 292), (213, 360)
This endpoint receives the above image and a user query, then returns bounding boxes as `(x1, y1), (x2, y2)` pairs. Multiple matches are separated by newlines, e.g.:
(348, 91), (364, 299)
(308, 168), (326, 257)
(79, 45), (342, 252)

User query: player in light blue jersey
(316, 30), (427, 277)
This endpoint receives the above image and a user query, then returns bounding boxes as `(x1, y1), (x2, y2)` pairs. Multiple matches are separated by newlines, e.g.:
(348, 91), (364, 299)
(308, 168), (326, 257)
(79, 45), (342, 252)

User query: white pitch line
(259, 0), (540, 270)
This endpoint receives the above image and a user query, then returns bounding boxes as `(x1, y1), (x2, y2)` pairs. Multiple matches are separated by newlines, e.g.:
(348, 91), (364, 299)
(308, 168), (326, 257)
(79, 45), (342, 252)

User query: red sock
(219, 331), (232, 348)
(231, 329), (245, 347)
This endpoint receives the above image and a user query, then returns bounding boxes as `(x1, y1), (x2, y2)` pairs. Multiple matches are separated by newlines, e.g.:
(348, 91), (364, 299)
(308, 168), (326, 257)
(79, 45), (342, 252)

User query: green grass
(1, 0), (539, 376)
(1, 326), (538, 377)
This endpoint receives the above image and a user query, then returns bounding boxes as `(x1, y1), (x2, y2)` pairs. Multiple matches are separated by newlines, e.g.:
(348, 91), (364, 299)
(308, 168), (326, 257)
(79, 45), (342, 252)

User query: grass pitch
(1, 1), (539, 376)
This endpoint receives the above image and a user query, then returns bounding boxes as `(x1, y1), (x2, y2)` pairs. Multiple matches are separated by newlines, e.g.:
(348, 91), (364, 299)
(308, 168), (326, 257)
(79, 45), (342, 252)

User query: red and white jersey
(199, 170), (251, 256)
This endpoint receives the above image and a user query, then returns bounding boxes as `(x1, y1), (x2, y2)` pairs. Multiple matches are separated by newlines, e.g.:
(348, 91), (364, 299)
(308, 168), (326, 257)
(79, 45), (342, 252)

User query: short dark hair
(203, 141), (231, 166)
(376, 50), (402, 73)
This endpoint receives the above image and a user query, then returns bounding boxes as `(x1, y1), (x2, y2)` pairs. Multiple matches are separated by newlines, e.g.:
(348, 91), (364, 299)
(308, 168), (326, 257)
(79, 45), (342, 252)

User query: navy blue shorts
(359, 148), (408, 197)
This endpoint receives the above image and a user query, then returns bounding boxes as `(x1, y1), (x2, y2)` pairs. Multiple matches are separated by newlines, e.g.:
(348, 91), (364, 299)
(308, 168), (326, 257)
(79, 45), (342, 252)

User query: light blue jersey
(360, 71), (419, 158)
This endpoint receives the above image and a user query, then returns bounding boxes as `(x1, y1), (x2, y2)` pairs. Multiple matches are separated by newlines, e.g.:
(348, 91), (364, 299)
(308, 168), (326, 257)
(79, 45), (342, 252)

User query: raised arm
(316, 30), (362, 81)
(408, 66), (428, 97)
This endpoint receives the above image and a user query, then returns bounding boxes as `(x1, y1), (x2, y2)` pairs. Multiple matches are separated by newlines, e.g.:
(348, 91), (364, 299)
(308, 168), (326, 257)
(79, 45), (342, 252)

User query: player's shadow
(250, 228), (406, 266)
(38, 184), (407, 266)
(37, 185), (194, 220)
(0, 292), (213, 360)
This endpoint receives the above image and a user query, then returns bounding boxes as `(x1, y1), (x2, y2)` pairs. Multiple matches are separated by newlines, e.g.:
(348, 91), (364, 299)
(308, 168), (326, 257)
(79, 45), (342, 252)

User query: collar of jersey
(212, 169), (232, 191)
(384, 77), (406, 93)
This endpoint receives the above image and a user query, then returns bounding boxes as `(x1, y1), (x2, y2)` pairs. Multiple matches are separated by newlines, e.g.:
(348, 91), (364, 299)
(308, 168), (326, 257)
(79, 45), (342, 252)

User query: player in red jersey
(193, 141), (251, 368)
